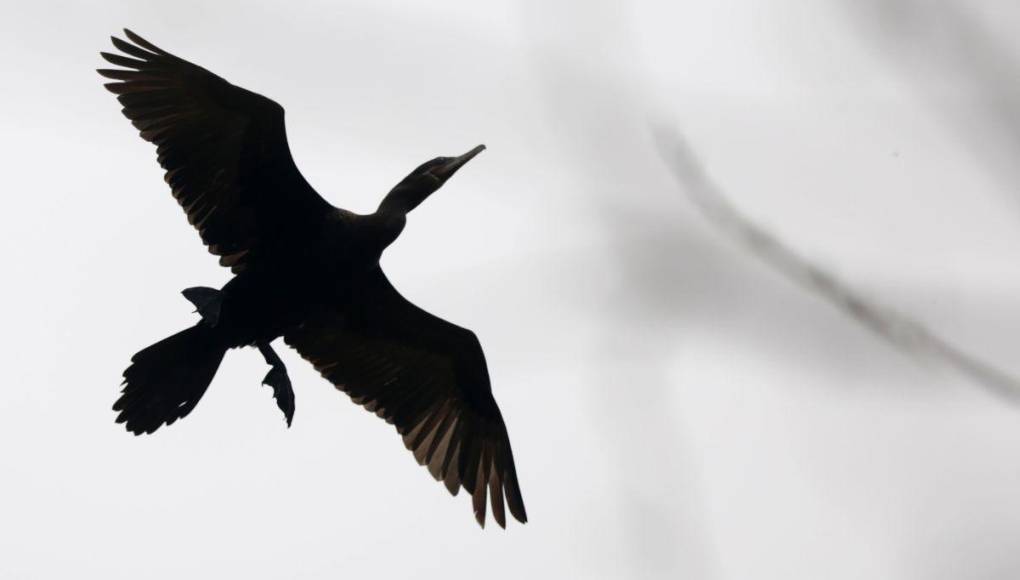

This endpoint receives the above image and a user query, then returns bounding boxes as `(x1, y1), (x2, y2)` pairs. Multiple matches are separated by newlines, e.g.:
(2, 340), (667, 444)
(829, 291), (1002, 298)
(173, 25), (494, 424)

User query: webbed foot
(258, 342), (295, 426)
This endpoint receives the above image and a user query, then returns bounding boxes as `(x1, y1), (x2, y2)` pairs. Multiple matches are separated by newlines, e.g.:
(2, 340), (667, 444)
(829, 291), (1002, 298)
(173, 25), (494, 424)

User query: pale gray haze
(4, 1), (1020, 579)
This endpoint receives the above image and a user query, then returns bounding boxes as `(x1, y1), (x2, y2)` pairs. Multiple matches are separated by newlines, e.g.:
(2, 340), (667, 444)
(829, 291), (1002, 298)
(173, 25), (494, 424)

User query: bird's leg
(258, 342), (295, 427)
(182, 287), (223, 327)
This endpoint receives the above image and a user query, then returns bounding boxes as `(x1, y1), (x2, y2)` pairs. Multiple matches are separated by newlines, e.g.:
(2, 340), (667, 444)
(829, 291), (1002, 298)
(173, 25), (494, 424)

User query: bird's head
(378, 144), (486, 215)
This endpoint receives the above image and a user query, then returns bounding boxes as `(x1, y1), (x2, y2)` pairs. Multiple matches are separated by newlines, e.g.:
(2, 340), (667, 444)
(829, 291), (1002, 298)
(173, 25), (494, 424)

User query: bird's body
(210, 209), (400, 347)
(100, 30), (525, 528)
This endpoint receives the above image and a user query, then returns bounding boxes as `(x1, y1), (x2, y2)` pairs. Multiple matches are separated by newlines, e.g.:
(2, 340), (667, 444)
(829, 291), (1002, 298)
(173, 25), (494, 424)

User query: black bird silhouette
(99, 29), (526, 528)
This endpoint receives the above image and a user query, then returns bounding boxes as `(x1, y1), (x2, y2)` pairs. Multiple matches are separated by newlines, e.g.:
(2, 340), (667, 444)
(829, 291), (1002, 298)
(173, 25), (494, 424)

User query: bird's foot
(182, 286), (222, 327)
(258, 343), (295, 427)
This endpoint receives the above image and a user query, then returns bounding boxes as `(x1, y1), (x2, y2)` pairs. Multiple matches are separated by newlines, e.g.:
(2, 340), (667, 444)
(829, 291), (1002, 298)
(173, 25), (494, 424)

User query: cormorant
(98, 29), (526, 528)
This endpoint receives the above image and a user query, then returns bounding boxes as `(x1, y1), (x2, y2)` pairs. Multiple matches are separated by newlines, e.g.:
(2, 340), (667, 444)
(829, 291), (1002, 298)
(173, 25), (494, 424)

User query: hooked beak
(430, 144), (486, 180)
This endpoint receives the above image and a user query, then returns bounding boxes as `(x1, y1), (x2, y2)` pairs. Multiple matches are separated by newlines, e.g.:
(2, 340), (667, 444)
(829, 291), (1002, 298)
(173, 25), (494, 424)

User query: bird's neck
(377, 194), (412, 218)
(378, 181), (430, 217)
(367, 201), (408, 253)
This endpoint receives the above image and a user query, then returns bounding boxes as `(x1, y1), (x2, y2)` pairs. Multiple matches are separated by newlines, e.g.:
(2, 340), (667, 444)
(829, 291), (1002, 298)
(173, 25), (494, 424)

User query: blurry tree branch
(656, 129), (1020, 402)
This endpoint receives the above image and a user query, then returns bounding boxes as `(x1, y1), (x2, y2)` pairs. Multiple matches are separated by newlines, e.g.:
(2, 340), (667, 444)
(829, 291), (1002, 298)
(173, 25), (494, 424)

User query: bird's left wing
(98, 29), (333, 273)
(284, 268), (527, 528)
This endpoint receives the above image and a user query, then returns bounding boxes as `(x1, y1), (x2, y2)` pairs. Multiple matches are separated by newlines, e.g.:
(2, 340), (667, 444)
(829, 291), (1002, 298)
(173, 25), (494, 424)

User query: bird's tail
(114, 323), (227, 435)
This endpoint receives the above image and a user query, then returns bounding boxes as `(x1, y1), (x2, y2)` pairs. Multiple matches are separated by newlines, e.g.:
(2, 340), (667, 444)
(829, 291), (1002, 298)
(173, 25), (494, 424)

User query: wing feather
(284, 269), (527, 527)
(99, 29), (332, 272)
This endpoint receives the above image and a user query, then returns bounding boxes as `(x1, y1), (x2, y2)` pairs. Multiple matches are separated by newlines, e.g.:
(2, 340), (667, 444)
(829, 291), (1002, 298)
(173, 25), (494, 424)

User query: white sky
(4, 1), (1020, 579)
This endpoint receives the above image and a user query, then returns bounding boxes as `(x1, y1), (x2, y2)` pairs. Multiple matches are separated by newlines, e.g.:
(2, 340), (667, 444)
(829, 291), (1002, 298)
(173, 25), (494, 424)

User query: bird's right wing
(284, 268), (527, 528)
(98, 29), (333, 272)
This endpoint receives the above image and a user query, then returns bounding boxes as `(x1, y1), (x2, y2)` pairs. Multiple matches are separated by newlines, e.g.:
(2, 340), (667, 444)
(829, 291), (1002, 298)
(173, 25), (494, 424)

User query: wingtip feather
(123, 28), (168, 55)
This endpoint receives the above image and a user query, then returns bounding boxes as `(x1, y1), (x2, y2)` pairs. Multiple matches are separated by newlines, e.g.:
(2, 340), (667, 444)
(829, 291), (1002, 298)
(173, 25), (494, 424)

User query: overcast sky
(5, 1), (1020, 579)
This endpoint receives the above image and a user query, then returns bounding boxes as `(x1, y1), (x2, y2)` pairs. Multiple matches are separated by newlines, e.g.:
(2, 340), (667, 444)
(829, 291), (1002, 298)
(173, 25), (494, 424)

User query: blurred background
(3, 1), (1020, 578)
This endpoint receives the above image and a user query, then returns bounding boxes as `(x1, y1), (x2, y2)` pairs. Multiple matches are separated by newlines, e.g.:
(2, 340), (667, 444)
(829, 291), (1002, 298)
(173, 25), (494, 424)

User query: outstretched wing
(98, 29), (332, 272)
(284, 268), (527, 528)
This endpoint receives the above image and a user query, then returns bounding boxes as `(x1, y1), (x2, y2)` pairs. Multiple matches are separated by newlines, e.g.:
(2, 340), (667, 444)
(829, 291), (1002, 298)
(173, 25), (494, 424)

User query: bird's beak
(431, 144), (486, 180)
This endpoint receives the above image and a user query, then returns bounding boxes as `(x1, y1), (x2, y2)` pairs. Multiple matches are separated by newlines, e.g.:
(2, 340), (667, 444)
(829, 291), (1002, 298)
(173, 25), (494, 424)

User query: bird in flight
(98, 29), (526, 528)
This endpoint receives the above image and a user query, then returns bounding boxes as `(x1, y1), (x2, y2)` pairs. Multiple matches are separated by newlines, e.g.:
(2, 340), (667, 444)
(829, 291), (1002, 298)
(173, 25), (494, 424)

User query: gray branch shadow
(655, 128), (1020, 403)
